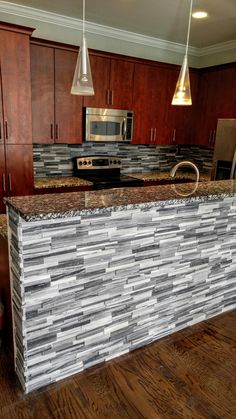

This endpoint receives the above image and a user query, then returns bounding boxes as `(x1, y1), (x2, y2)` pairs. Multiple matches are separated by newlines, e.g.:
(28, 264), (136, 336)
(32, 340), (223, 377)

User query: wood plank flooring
(0, 310), (235, 419)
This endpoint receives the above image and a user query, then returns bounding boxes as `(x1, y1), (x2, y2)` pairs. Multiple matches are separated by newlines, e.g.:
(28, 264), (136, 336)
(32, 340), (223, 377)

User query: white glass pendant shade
(171, 55), (192, 105)
(71, 36), (94, 95)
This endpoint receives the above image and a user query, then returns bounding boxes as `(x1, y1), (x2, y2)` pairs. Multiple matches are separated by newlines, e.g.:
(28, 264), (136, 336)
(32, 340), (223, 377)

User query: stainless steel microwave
(85, 108), (133, 142)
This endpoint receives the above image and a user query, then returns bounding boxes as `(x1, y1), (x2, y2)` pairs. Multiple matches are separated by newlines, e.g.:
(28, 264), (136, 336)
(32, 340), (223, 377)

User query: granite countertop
(129, 170), (211, 182)
(5, 180), (236, 222)
(34, 177), (93, 189)
(0, 214), (7, 239)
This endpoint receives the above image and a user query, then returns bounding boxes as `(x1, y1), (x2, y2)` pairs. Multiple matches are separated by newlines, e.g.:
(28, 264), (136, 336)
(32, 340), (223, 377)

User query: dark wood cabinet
(132, 63), (169, 145)
(164, 69), (199, 145)
(5, 145), (34, 198)
(193, 64), (236, 147)
(84, 54), (134, 110)
(0, 72), (4, 145)
(55, 49), (82, 143)
(0, 23), (34, 213)
(31, 43), (83, 144)
(0, 26), (33, 145)
(31, 45), (54, 143)
(0, 145), (34, 213)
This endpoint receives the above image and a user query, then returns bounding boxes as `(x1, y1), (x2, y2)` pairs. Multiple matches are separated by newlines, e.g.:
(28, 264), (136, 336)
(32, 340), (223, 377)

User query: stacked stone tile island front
(5, 180), (236, 392)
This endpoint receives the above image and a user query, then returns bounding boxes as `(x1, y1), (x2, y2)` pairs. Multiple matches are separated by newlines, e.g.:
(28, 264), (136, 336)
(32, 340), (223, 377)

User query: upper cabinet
(164, 68), (199, 145)
(31, 43), (83, 144)
(30, 38), (236, 148)
(84, 54), (134, 110)
(132, 63), (168, 145)
(0, 23), (34, 213)
(193, 64), (236, 147)
(0, 24), (33, 144)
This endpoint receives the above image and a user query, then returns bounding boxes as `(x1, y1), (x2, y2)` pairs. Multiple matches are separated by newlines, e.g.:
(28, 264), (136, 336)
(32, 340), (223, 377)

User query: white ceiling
(3, 0), (236, 48)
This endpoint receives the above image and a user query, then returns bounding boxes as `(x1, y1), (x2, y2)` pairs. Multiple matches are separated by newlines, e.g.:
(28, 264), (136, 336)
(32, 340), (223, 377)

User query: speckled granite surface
(0, 214), (7, 239)
(34, 177), (92, 189)
(5, 180), (236, 221)
(129, 170), (211, 182)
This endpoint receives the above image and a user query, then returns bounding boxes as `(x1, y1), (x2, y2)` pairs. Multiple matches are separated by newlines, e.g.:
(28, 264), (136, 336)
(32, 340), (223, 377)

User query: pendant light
(172, 0), (193, 106)
(71, 0), (94, 95)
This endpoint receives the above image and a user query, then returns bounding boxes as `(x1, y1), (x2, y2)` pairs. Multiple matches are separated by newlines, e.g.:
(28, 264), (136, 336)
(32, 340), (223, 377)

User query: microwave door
(86, 115), (124, 141)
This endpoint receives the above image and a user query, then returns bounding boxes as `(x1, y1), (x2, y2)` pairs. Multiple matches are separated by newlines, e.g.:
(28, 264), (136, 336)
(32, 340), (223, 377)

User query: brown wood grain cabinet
(0, 23), (34, 214)
(84, 54), (134, 110)
(164, 69), (199, 145)
(193, 64), (236, 147)
(132, 63), (169, 145)
(31, 43), (83, 144)
(0, 26), (33, 145)
(0, 145), (34, 213)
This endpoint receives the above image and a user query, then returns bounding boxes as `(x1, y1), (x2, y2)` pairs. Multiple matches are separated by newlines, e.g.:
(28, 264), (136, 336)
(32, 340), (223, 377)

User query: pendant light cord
(82, 0), (85, 38)
(185, 0), (193, 56)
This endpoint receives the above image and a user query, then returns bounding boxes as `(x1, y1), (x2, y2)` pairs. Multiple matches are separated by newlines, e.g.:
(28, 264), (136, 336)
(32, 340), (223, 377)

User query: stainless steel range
(73, 156), (143, 189)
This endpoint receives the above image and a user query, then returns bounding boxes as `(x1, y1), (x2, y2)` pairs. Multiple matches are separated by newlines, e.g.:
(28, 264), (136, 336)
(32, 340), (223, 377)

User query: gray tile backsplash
(33, 143), (213, 178)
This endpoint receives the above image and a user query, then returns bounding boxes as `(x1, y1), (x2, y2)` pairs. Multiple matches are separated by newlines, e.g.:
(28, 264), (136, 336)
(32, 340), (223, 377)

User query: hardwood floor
(0, 310), (235, 419)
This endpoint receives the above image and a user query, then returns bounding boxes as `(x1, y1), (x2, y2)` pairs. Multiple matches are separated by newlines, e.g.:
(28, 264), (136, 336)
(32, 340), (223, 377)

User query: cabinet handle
(153, 128), (157, 143)
(5, 121), (8, 139)
(172, 129), (176, 143)
(0, 122), (2, 140)
(8, 173), (12, 192)
(55, 124), (59, 140)
(50, 124), (54, 140)
(110, 90), (114, 106)
(2, 173), (6, 192)
(208, 130), (212, 145)
(106, 89), (110, 105)
(150, 128), (153, 143)
(212, 130), (216, 146)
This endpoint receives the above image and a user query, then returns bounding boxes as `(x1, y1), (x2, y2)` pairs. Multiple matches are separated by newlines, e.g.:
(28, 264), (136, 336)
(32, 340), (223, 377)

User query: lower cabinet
(0, 145), (34, 213)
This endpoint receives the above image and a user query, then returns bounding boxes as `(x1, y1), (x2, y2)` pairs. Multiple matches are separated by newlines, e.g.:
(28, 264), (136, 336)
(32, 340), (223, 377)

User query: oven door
(86, 115), (127, 142)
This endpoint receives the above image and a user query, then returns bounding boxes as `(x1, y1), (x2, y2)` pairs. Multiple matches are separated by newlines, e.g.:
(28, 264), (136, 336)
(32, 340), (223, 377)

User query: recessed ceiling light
(192, 11), (208, 19)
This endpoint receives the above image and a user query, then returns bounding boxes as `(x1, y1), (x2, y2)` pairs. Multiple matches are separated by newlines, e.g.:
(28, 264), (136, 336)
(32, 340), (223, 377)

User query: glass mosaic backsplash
(33, 143), (213, 178)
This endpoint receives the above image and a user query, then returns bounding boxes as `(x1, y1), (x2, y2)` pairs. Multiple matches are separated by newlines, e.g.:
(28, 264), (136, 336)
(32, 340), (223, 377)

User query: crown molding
(0, 1), (197, 55)
(197, 40), (236, 57)
(0, 1), (235, 60)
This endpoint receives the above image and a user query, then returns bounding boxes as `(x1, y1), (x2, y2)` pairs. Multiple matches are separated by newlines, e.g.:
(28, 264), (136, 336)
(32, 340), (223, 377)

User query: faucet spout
(170, 161), (199, 183)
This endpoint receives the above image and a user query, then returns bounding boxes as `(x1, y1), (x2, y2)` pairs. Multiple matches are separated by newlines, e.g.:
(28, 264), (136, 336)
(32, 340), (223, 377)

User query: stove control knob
(83, 161), (87, 165)
(118, 160), (121, 165)
(88, 160), (91, 165)
(79, 161), (83, 166)
(113, 160), (117, 164)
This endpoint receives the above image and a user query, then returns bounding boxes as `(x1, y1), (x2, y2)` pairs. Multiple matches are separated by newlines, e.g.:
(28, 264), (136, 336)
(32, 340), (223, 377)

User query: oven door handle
(122, 118), (127, 140)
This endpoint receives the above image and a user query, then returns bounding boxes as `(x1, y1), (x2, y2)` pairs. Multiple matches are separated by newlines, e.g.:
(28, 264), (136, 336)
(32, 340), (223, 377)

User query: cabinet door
(109, 59), (134, 110)
(132, 63), (154, 144)
(0, 69), (4, 145)
(5, 145), (34, 198)
(151, 66), (169, 144)
(83, 54), (110, 108)
(165, 69), (199, 145)
(0, 145), (6, 213)
(217, 66), (236, 118)
(55, 49), (83, 144)
(133, 63), (167, 145)
(0, 30), (32, 144)
(31, 44), (54, 144)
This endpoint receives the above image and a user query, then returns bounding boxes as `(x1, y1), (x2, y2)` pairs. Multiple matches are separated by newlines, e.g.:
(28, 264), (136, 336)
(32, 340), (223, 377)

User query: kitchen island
(5, 180), (236, 392)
